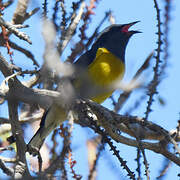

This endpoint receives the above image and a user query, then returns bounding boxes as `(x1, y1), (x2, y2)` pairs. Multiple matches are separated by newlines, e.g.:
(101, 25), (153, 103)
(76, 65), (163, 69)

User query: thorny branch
(0, 63), (180, 163)
(145, 0), (163, 120)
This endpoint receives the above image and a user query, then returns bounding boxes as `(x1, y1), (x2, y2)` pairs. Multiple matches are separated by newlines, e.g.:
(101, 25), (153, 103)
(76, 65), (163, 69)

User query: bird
(28, 21), (141, 154)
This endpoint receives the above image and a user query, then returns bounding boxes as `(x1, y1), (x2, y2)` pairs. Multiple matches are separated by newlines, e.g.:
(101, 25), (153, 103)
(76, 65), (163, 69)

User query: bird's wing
(74, 50), (96, 68)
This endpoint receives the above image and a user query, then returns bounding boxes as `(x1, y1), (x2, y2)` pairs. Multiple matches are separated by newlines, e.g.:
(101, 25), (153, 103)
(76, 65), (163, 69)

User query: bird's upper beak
(122, 21), (142, 34)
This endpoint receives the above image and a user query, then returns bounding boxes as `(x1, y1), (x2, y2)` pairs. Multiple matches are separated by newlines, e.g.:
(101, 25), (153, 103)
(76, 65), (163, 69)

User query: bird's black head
(91, 21), (141, 62)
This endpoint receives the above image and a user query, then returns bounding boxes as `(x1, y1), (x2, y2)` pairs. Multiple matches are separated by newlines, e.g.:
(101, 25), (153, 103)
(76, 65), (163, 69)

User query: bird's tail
(28, 104), (67, 154)
(28, 127), (46, 152)
(28, 123), (56, 153)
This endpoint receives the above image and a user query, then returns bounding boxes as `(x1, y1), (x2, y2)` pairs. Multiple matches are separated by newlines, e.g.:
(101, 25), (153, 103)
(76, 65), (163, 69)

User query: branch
(7, 99), (30, 178)
(0, 156), (16, 163)
(12, 0), (29, 25)
(0, 52), (14, 77)
(145, 0), (163, 120)
(0, 59), (179, 166)
(57, 1), (85, 54)
(0, 17), (32, 44)
(0, 159), (14, 177)
(0, 51), (30, 177)
(2, 0), (14, 9)
(73, 99), (180, 166)
(1, 74), (180, 144)
(67, 11), (111, 63)
(9, 40), (39, 67)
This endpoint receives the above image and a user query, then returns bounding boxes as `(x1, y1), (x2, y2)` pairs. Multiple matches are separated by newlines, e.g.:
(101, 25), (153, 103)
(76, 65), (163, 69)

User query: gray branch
(0, 159), (14, 177)
(0, 17), (32, 44)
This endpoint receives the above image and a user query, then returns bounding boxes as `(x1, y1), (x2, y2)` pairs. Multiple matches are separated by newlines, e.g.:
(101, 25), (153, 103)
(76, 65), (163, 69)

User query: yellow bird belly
(88, 48), (125, 103)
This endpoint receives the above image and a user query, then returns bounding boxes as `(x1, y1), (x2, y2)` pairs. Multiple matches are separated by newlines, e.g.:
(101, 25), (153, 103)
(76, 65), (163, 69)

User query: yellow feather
(88, 48), (125, 103)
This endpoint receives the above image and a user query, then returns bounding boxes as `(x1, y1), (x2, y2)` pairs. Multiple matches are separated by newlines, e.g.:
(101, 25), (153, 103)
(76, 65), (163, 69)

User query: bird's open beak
(122, 21), (142, 34)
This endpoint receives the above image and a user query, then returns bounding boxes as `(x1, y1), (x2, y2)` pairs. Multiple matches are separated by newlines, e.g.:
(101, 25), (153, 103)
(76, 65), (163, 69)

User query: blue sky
(0, 0), (180, 179)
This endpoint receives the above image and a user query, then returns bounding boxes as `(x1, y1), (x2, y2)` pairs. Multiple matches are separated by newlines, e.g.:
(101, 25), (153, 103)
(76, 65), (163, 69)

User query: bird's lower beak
(131, 30), (142, 34)
(129, 21), (142, 34)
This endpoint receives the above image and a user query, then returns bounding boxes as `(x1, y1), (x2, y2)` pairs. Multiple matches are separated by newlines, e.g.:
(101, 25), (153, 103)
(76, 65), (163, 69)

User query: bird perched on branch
(28, 21), (141, 154)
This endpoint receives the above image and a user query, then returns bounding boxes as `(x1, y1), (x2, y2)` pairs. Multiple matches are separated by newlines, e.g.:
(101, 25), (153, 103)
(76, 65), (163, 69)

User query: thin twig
(0, 147), (14, 152)
(52, 0), (60, 31)
(57, 1), (85, 54)
(0, 156), (16, 163)
(67, 1), (108, 63)
(159, 0), (171, 80)
(9, 40), (39, 67)
(125, 123), (150, 180)
(135, 148), (142, 180)
(2, 0), (14, 8)
(88, 141), (104, 180)
(92, 122), (136, 180)
(114, 52), (154, 112)
(157, 158), (171, 179)
(0, 159), (14, 177)
(145, 0), (163, 120)
(42, 0), (48, 18)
